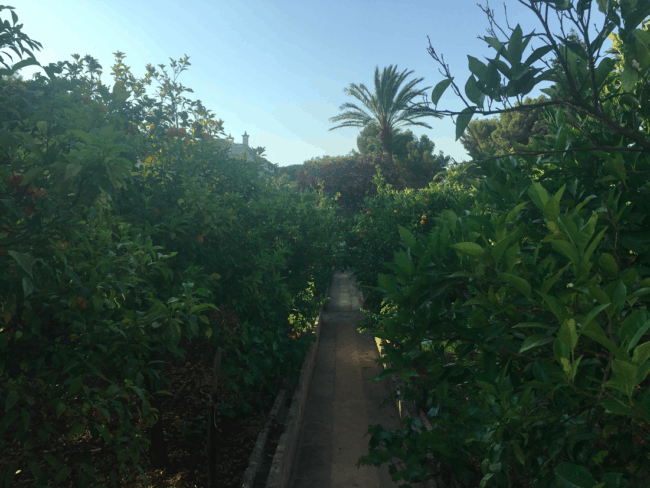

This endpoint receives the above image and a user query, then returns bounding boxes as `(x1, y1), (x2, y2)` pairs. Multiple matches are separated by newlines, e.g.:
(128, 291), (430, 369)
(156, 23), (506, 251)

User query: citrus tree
(350, 1), (650, 487)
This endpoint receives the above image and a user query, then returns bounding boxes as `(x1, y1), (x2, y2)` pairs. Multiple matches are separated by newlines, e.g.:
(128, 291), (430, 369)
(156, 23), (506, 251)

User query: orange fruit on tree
(196, 234), (204, 244)
(425, 198), (429, 203)
(393, 210), (398, 214)
(366, 211), (371, 215)
(421, 215), (427, 220)
(420, 220), (426, 225)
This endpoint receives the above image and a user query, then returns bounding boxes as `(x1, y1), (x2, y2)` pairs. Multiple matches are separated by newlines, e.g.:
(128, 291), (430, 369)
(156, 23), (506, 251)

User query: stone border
(252, 281), (331, 488)
(241, 388), (287, 488)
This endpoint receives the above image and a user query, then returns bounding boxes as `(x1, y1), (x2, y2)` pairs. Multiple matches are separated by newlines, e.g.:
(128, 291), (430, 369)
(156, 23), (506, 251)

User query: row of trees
(336, 0), (650, 486)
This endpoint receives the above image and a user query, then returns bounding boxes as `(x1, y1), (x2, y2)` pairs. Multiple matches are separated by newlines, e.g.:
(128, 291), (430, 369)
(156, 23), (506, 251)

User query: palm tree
(329, 65), (441, 156)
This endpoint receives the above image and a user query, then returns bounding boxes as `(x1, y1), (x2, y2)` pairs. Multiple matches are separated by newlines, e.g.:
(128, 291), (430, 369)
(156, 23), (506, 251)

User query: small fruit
(425, 198), (429, 203)
(174, 415), (180, 422)
(421, 215), (427, 220)
(366, 211), (371, 215)
(81, 95), (89, 103)
(196, 234), (204, 244)
(420, 220), (426, 225)
(154, 209), (161, 216)
(393, 210), (398, 214)
(185, 362), (191, 367)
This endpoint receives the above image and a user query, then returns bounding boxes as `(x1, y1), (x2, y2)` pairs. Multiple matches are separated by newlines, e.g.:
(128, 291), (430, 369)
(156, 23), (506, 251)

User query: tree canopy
(460, 95), (551, 156)
(329, 65), (441, 156)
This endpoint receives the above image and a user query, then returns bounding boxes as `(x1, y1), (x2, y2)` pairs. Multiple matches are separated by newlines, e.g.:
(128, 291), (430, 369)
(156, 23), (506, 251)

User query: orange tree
(350, 1), (650, 487)
(0, 8), (340, 487)
(337, 167), (467, 311)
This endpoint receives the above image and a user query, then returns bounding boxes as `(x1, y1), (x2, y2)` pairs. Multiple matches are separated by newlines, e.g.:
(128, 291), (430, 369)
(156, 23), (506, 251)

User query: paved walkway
(289, 271), (403, 488)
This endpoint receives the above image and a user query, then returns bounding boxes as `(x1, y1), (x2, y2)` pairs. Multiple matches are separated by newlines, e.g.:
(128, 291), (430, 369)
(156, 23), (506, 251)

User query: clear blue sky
(13, 1), (609, 167)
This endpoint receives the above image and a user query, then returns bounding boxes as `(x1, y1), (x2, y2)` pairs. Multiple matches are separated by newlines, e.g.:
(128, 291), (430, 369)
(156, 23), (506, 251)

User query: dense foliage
(0, 9), (340, 487)
(296, 152), (405, 213)
(460, 95), (551, 157)
(337, 1), (650, 487)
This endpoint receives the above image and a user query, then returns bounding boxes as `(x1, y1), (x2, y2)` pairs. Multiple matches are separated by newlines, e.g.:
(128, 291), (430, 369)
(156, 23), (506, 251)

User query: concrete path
(288, 271), (403, 488)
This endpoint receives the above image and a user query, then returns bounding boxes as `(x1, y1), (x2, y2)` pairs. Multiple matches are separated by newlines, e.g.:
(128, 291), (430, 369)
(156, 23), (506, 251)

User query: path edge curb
(262, 279), (332, 488)
(241, 388), (287, 488)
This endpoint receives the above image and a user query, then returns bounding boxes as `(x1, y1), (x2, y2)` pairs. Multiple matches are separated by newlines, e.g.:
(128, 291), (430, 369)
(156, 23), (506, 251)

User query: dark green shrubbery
(343, 2), (650, 487)
(0, 10), (341, 486)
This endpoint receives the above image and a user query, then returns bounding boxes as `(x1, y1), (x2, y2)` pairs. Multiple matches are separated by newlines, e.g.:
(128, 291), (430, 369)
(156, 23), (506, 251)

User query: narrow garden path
(288, 270), (403, 488)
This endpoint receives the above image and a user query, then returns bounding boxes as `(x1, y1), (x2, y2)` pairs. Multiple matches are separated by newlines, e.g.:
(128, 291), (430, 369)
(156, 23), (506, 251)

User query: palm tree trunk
(378, 123), (392, 155)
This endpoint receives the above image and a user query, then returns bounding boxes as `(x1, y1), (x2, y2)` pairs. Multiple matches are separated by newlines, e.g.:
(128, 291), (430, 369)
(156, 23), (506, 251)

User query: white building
(227, 131), (276, 177)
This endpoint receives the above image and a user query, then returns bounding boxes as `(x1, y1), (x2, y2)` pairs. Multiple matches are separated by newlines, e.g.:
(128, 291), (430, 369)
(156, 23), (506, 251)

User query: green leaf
(5, 390), (19, 412)
(21, 277), (33, 298)
(371, 368), (399, 382)
(491, 229), (522, 264)
(451, 242), (485, 257)
(538, 292), (568, 323)
(524, 45), (554, 65)
(513, 442), (525, 465)
(484, 36), (506, 55)
(502, 201), (529, 228)
(430, 78), (454, 106)
(455, 107), (477, 141)
(601, 398), (632, 415)
(576, 212), (598, 254)
(599, 253), (618, 277)
(595, 57), (616, 87)
(554, 462), (596, 488)
(7, 251), (34, 278)
(527, 182), (549, 211)
(70, 130), (93, 144)
(56, 403), (67, 418)
(580, 321), (622, 357)
(468, 56), (488, 79)
(551, 240), (580, 266)
(583, 228), (608, 265)
(543, 196), (560, 222)
(476, 380), (498, 395)
(619, 311), (650, 351)
(464, 75), (484, 107)
(508, 25), (524, 64)
(558, 319), (578, 352)
(68, 423), (86, 440)
(499, 272), (532, 298)
(605, 359), (638, 398)
(581, 303), (611, 328)
(398, 225), (416, 249)
(632, 342), (650, 367)
(533, 361), (552, 384)
(69, 376), (83, 396)
(10, 57), (40, 72)
(519, 334), (555, 353)
(64, 163), (83, 180)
